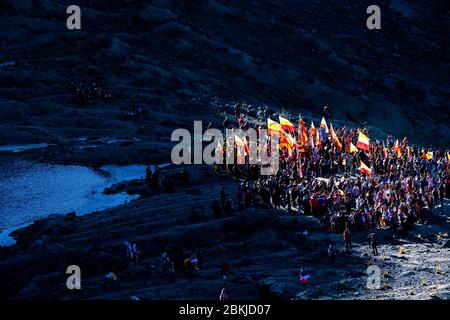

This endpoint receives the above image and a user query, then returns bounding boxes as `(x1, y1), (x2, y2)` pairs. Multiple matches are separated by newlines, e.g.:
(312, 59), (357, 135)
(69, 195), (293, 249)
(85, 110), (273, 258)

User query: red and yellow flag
(359, 160), (371, 175)
(279, 116), (296, 132)
(357, 131), (370, 152)
(330, 122), (342, 151)
(280, 129), (296, 152)
(268, 118), (282, 135)
(421, 151), (433, 160)
(286, 131), (296, 147)
(298, 115), (308, 146)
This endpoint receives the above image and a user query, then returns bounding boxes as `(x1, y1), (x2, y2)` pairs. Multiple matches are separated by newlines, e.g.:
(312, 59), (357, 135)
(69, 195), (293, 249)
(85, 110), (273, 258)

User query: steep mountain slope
(0, 0), (449, 152)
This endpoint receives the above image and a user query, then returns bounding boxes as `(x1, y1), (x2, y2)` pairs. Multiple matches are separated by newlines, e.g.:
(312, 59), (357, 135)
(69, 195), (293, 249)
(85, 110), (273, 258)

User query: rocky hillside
(0, 166), (448, 300)
(0, 0), (449, 152)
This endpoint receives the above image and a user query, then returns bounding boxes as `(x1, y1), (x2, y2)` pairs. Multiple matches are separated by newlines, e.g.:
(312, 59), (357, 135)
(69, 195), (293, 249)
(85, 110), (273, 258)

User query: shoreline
(0, 150), (171, 247)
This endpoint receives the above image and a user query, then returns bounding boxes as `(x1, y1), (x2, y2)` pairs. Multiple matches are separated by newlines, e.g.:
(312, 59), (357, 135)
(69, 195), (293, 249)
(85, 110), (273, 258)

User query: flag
(320, 117), (329, 134)
(359, 160), (371, 175)
(279, 116), (296, 132)
(310, 121), (316, 136)
(298, 115), (308, 146)
(406, 146), (411, 159)
(279, 129), (296, 153)
(357, 131), (370, 152)
(268, 118), (282, 135)
(421, 151), (433, 160)
(349, 142), (358, 154)
(394, 139), (402, 158)
(330, 123), (342, 151)
(234, 134), (249, 155)
(382, 141), (388, 157)
(285, 131), (296, 148)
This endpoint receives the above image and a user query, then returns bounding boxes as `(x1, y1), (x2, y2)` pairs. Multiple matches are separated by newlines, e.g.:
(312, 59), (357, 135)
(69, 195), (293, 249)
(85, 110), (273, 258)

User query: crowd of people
(124, 103), (449, 300)
(214, 104), (450, 240)
(70, 81), (112, 106)
(145, 166), (190, 194)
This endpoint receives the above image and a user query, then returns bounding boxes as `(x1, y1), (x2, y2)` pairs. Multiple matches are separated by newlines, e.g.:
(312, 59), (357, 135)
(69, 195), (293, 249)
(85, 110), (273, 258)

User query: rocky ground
(0, 0), (449, 300)
(0, 164), (448, 300)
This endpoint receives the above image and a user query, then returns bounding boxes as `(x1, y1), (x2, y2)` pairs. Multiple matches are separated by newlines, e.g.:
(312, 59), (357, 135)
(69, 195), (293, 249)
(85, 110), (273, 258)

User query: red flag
(298, 115), (308, 146)
(330, 122), (342, 151)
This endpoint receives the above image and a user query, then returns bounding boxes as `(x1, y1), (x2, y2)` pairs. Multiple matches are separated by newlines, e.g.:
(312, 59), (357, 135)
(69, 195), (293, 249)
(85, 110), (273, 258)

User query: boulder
(257, 278), (291, 299)
(136, 5), (175, 26)
(11, 214), (76, 243)
(108, 37), (132, 56)
(442, 240), (450, 248)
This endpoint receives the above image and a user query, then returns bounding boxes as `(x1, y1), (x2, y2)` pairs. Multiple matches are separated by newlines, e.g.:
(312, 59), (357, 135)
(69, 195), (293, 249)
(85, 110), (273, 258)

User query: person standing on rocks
(234, 103), (241, 120)
(368, 233), (379, 255)
(132, 243), (140, 265)
(125, 241), (132, 259)
(161, 251), (173, 273)
(145, 166), (152, 189)
(223, 116), (231, 131)
(328, 244), (337, 263)
(220, 262), (231, 280)
(298, 266), (311, 285)
(343, 227), (352, 251)
(323, 104), (331, 118)
(152, 169), (160, 192)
